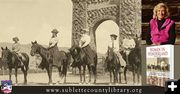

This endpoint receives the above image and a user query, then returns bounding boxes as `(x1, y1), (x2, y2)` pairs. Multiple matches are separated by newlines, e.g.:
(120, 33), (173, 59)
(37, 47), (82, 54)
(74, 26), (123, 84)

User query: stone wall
(72, 0), (142, 50)
(119, 0), (141, 46)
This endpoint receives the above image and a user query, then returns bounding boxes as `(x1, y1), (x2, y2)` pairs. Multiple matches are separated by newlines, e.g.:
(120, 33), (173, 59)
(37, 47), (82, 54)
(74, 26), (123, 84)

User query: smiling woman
(146, 3), (176, 45)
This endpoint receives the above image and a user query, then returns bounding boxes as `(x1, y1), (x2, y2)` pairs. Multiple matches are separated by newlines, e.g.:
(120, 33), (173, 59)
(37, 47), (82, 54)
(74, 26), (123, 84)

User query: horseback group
(1, 28), (141, 85)
(1, 29), (68, 85)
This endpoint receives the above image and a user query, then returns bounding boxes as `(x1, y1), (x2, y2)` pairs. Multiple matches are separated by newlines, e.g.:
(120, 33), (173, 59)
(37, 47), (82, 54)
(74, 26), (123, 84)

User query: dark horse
(121, 39), (141, 84)
(105, 47), (125, 84)
(30, 41), (69, 85)
(1, 47), (29, 84)
(0, 57), (8, 70)
(69, 45), (97, 84)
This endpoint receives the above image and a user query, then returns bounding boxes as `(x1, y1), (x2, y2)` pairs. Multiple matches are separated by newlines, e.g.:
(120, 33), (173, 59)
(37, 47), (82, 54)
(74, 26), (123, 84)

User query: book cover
(146, 45), (174, 87)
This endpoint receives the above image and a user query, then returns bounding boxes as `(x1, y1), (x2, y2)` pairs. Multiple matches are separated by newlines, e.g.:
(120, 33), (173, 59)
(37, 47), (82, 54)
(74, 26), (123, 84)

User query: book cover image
(146, 45), (174, 87)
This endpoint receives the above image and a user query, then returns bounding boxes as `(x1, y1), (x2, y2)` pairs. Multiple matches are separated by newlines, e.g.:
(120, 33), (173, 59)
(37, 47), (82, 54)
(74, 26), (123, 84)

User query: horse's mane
(36, 43), (48, 50)
(70, 45), (81, 53)
(107, 47), (117, 61)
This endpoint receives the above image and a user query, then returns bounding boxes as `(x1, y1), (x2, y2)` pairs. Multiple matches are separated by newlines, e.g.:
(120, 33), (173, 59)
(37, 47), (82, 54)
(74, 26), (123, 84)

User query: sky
(0, 0), (119, 54)
(0, 0), (72, 47)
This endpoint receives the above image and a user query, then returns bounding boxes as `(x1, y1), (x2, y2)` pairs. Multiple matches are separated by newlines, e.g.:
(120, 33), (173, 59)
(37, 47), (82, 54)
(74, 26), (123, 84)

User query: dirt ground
(0, 70), (141, 86)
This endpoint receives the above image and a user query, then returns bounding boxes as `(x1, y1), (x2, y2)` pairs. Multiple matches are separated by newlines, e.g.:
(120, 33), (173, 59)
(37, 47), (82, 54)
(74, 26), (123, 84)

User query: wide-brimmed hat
(80, 28), (88, 33)
(51, 29), (59, 34)
(110, 34), (118, 38)
(13, 37), (19, 42)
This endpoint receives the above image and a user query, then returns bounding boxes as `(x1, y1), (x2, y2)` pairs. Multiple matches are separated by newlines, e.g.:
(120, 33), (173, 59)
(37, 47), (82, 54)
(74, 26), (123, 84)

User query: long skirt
(49, 46), (60, 66)
(82, 45), (96, 66)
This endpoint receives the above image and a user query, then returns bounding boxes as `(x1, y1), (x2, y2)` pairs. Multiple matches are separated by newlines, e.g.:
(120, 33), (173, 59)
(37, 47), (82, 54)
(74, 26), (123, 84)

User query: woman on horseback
(38, 29), (59, 69)
(12, 37), (23, 66)
(48, 29), (59, 54)
(79, 28), (96, 67)
(108, 34), (126, 68)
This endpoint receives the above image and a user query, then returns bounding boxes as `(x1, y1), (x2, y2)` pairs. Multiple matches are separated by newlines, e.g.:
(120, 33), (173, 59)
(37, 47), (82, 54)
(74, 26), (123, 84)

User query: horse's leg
(110, 71), (112, 85)
(87, 65), (91, 84)
(47, 65), (53, 85)
(9, 68), (12, 81)
(21, 67), (27, 84)
(15, 68), (18, 84)
(92, 66), (97, 84)
(64, 72), (66, 84)
(124, 67), (127, 84)
(83, 65), (86, 84)
(57, 66), (66, 84)
(137, 66), (140, 84)
(73, 67), (77, 74)
(137, 71), (140, 84)
(78, 66), (82, 84)
(132, 67), (135, 85)
(57, 67), (62, 84)
(113, 70), (117, 84)
(119, 69), (122, 84)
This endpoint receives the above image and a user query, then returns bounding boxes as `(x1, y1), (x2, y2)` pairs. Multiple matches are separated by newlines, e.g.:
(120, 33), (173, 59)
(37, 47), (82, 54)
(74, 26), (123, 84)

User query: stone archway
(95, 20), (119, 54)
(71, 0), (141, 51)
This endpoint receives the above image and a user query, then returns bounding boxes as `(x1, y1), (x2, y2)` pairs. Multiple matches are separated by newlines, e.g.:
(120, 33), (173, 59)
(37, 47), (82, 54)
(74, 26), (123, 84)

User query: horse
(127, 45), (141, 84)
(1, 47), (29, 84)
(121, 38), (141, 84)
(30, 41), (69, 85)
(69, 45), (97, 84)
(105, 47), (124, 84)
(0, 57), (8, 70)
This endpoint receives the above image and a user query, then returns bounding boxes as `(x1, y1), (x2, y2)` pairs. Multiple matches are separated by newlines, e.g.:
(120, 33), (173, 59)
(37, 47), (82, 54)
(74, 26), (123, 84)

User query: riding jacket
(49, 36), (59, 48)
(12, 43), (21, 53)
(79, 34), (91, 48)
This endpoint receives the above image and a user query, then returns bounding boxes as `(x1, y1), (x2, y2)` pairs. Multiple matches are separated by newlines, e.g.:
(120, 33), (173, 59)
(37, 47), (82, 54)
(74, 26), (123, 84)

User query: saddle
(13, 52), (25, 61)
(114, 52), (126, 68)
(113, 53), (120, 65)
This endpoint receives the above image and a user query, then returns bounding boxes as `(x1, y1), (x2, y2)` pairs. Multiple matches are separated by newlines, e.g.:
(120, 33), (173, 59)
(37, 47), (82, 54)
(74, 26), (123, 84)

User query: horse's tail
(92, 54), (97, 76)
(59, 51), (69, 77)
(21, 53), (29, 71)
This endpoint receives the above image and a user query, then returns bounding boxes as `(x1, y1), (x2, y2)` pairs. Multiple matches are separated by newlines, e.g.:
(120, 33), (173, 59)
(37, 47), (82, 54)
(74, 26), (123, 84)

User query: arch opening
(95, 20), (119, 55)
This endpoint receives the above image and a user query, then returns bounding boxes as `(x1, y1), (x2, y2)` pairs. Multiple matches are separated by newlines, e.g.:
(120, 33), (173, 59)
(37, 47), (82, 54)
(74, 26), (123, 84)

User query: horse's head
(106, 47), (114, 62)
(69, 45), (81, 67)
(1, 47), (11, 63)
(69, 45), (80, 55)
(31, 41), (40, 56)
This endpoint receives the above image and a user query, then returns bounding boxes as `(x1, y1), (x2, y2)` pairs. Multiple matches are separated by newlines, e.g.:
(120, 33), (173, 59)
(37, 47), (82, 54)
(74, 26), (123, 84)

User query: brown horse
(105, 47), (124, 84)
(30, 41), (69, 85)
(1, 47), (29, 84)
(69, 45), (97, 84)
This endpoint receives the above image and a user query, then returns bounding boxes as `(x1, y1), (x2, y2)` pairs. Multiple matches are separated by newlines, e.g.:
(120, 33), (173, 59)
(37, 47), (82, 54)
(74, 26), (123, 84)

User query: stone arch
(95, 20), (119, 54)
(91, 18), (118, 48)
(71, 0), (141, 51)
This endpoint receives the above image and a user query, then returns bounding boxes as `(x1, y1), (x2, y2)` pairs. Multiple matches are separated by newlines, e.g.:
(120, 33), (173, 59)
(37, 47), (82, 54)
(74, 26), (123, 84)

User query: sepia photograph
(0, 0), (142, 86)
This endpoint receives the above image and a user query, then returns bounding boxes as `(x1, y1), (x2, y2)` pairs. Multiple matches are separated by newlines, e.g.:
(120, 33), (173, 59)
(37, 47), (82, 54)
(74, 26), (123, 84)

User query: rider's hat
(110, 34), (118, 38)
(80, 28), (88, 34)
(13, 37), (19, 42)
(51, 29), (59, 34)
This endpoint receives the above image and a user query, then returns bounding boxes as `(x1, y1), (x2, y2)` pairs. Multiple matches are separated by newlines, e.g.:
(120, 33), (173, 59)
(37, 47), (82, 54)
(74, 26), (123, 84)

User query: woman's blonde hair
(153, 3), (170, 19)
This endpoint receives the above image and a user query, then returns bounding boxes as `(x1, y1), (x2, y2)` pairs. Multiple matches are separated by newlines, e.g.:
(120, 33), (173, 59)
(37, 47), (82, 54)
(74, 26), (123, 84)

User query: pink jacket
(150, 18), (175, 44)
